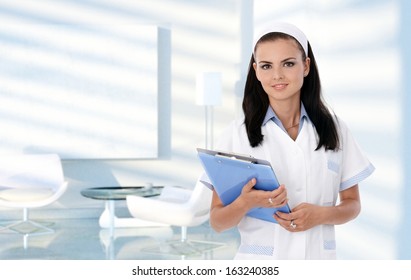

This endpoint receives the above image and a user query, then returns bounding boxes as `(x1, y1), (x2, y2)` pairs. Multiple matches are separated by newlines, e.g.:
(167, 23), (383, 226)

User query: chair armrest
(126, 194), (195, 225)
(159, 185), (192, 203)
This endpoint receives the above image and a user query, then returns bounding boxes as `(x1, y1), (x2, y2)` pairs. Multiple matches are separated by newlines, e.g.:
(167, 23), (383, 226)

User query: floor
(0, 217), (240, 260)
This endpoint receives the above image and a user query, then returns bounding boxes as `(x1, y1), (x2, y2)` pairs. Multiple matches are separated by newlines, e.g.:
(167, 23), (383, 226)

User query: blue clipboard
(197, 148), (290, 223)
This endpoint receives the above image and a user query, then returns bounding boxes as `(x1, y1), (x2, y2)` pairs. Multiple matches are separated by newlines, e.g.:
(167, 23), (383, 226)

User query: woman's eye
(284, 62), (295, 67)
(261, 64), (271, 70)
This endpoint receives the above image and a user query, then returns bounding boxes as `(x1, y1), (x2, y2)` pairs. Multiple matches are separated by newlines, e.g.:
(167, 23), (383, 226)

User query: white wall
(0, 0), (249, 217)
(399, 0), (411, 260)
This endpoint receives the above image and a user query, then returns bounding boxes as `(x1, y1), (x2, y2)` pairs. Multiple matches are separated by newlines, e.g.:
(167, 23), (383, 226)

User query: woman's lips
(272, 83), (287, 90)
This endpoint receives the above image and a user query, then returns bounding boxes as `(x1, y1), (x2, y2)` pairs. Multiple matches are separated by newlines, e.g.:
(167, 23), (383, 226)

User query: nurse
(205, 22), (375, 259)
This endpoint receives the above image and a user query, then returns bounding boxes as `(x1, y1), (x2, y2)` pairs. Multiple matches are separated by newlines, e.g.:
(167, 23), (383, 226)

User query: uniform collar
(262, 103), (310, 130)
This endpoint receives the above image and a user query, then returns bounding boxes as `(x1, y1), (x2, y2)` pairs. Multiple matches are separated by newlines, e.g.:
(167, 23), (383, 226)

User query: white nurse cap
(253, 22), (308, 56)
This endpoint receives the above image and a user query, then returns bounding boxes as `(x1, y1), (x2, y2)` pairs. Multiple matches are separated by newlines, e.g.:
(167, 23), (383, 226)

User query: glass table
(81, 186), (168, 230)
(81, 186), (169, 259)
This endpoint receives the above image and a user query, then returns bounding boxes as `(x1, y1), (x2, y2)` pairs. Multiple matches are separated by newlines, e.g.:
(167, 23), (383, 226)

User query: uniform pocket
(323, 152), (343, 204)
(321, 224), (337, 259)
(327, 159), (340, 174)
(322, 225), (336, 248)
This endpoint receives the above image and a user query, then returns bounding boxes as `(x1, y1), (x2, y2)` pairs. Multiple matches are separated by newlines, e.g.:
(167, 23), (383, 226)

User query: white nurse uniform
(202, 106), (375, 260)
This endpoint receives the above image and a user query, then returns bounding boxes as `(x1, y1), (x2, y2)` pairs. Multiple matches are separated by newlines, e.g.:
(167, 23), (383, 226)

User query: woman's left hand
(274, 203), (323, 232)
(274, 185), (361, 232)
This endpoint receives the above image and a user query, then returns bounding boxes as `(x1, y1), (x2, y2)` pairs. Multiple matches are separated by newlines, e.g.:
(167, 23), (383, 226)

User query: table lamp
(196, 72), (222, 149)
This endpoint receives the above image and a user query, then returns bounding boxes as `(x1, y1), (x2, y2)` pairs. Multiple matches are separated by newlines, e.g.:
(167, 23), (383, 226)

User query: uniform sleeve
(338, 119), (375, 191)
(198, 171), (213, 190)
(214, 119), (238, 151)
(197, 119), (238, 191)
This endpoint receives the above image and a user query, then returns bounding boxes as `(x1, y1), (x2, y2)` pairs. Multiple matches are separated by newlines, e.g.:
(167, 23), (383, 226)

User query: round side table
(81, 186), (168, 230)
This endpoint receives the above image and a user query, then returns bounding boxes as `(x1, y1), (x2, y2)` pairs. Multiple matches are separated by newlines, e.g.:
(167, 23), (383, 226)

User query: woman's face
(253, 38), (310, 104)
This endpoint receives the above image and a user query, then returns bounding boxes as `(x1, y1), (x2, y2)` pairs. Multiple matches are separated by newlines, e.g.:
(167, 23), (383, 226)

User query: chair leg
(23, 208), (28, 222)
(180, 226), (187, 242)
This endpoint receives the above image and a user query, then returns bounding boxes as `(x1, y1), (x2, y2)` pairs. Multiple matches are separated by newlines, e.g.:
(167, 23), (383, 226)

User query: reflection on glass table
(81, 186), (168, 230)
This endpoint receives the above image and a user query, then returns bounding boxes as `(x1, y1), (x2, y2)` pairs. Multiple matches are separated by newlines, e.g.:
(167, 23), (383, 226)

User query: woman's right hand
(239, 178), (288, 210)
(210, 178), (288, 232)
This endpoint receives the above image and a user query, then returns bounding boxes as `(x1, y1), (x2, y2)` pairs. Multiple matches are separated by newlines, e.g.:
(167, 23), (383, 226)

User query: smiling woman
(199, 22), (375, 260)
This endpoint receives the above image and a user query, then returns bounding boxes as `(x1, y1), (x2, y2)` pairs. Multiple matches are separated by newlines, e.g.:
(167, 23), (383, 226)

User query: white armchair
(126, 178), (223, 256)
(0, 154), (68, 235)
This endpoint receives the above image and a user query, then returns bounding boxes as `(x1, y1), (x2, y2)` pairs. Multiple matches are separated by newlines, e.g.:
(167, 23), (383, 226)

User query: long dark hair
(242, 32), (339, 151)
